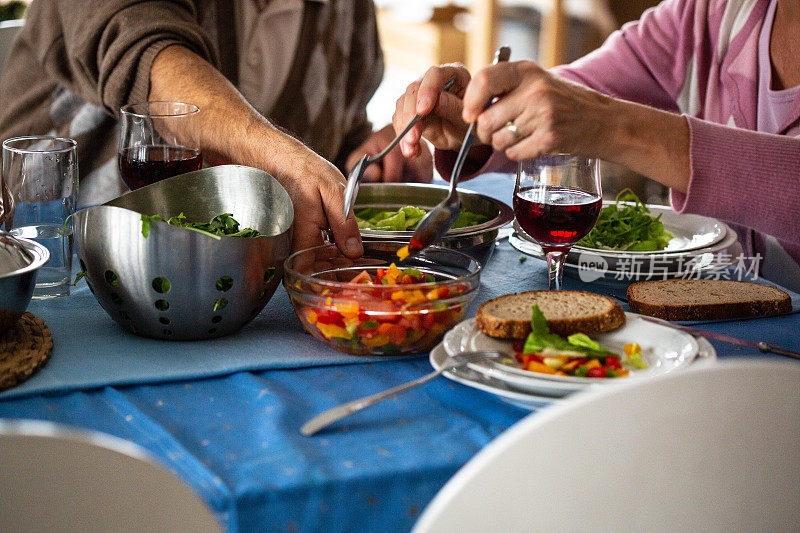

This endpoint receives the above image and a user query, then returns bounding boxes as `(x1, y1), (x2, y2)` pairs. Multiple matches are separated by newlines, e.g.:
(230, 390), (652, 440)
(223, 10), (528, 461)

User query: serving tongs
(342, 75), (458, 220)
(403, 46), (511, 259)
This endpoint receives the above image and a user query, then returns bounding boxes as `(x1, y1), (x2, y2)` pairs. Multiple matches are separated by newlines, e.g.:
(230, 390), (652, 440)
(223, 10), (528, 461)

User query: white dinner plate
(510, 221), (741, 283)
(433, 314), (716, 398)
(429, 343), (563, 410)
(429, 335), (716, 409)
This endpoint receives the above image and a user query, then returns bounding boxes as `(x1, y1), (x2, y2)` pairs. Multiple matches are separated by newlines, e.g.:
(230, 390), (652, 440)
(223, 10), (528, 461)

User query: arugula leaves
(522, 305), (615, 359)
(577, 189), (674, 251)
(141, 213), (263, 240)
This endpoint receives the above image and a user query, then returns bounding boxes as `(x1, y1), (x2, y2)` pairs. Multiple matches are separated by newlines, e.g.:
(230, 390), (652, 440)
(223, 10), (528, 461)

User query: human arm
(149, 45), (362, 256)
(393, 0), (695, 179)
(670, 118), (800, 244)
(35, 0), (361, 256)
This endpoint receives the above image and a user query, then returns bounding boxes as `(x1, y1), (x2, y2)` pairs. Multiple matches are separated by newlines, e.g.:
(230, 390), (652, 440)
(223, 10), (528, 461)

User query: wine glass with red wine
(118, 102), (201, 190)
(514, 155), (602, 290)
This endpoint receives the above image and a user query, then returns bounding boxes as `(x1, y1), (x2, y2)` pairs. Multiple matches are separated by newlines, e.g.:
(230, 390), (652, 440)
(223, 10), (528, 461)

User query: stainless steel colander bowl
(73, 165), (293, 340)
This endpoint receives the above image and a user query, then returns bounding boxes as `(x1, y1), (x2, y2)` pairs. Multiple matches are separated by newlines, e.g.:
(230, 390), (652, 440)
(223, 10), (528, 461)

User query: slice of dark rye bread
(476, 291), (626, 339)
(627, 279), (792, 321)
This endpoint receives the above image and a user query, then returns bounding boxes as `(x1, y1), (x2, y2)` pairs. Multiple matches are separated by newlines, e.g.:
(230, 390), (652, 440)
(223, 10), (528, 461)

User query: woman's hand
(393, 64), (473, 157)
(345, 125), (433, 183)
(462, 61), (616, 161)
(461, 60), (690, 192)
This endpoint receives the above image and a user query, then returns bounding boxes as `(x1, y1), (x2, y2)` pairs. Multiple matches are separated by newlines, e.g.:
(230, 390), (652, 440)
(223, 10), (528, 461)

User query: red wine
(118, 145), (202, 190)
(514, 186), (601, 253)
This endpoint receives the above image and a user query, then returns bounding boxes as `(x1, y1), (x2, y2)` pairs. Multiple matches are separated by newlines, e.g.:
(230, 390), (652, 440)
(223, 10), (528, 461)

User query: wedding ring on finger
(505, 121), (522, 142)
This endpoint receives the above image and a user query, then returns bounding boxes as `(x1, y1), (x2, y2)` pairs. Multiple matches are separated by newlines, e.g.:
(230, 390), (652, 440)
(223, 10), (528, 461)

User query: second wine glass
(514, 155), (602, 290)
(118, 101), (201, 190)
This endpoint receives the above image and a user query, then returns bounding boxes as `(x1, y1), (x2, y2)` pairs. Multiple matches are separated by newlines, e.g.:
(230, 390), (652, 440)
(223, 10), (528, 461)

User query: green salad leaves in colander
(141, 213), (262, 240)
(355, 206), (489, 232)
(577, 189), (675, 251)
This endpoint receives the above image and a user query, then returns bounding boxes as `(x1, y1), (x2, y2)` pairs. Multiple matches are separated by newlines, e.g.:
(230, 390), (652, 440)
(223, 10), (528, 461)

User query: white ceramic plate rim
(429, 343), (564, 409)
(513, 217), (734, 260)
(510, 222), (740, 278)
(429, 335), (716, 406)
(439, 314), (701, 395)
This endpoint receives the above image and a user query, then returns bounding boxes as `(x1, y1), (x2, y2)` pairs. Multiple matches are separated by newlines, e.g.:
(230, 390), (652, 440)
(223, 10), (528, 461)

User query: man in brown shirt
(0, 0), (430, 256)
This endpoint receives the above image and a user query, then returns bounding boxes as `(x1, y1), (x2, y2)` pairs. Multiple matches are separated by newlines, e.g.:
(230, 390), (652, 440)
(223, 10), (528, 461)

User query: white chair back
(0, 419), (223, 533)
(413, 361), (800, 533)
(0, 19), (24, 73)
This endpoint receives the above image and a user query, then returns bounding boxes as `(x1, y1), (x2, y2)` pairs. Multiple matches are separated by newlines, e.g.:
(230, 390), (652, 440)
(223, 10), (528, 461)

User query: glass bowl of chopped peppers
(284, 241), (481, 356)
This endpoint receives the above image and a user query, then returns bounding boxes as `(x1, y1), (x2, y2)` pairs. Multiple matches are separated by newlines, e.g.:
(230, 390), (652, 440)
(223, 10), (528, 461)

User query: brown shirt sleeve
(332, 0), (384, 170)
(26, 0), (218, 116)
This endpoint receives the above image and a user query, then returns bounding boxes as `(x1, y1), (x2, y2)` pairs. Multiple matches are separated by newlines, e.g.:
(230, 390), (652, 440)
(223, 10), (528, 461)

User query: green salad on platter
(577, 189), (675, 251)
(355, 206), (489, 232)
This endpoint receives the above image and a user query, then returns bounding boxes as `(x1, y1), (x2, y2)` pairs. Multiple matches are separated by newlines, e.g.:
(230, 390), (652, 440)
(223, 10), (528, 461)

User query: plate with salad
(433, 308), (711, 398)
(513, 190), (728, 258)
(574, 190), (726, 254)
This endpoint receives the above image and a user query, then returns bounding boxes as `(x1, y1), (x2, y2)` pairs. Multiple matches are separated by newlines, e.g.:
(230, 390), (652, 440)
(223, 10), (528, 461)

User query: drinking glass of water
(2, 136), (78, 298)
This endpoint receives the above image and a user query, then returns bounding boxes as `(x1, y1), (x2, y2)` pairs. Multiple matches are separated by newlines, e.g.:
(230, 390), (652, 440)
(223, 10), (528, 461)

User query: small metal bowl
(73, 165), (293, 340)
(352, 183), (513, 264)
(0, 232), (50, 335)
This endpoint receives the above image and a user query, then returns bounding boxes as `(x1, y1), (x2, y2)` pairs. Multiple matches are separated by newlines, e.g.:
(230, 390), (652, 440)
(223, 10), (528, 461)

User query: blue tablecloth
(2, 173), (799, 532)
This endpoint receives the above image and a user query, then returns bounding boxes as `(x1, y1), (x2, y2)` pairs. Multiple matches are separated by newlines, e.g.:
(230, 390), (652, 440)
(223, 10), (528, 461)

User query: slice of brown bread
(476, 290), (626, 339)
(627, 279), (792, 321)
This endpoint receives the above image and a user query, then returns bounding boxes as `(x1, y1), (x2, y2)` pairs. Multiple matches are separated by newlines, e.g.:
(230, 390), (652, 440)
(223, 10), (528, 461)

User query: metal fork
(405, 46), (511, 257)
(300, 350), (507, 436)
(342, 75), (458, 219)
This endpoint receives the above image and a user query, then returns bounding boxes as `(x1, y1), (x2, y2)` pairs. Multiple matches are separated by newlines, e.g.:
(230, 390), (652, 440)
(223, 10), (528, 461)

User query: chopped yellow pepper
(315, 322), (352, 340)
(624, 343), (641, 356)
(304, 309), (318, 324)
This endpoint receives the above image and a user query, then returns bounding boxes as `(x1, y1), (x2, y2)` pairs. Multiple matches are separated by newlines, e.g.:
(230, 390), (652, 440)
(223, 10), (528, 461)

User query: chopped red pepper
(586, 366), (606, 378)
(315, 309), (345, 328)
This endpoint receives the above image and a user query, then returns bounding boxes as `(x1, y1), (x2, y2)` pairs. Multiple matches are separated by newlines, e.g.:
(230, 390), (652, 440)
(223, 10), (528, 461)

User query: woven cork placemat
(0, 312), (53, 392)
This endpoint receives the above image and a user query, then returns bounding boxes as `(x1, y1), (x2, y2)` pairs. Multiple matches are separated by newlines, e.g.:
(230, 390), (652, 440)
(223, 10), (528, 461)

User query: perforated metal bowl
(73, 165), (293, 340)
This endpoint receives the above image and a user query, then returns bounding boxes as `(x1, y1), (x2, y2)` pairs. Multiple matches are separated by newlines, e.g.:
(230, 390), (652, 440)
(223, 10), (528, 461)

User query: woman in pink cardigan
(393, 0), (800, 291)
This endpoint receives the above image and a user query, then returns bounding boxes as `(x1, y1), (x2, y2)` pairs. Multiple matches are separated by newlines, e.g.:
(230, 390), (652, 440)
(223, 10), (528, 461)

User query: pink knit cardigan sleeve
(434, 0), (800, 245)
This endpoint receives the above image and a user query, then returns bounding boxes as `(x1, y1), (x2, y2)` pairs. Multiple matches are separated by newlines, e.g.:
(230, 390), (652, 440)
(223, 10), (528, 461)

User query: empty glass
(2, 136), (78, 298)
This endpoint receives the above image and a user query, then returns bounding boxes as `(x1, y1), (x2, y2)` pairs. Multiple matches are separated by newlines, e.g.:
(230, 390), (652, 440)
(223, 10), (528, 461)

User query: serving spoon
(342, 75), (458, 220)
(300, 350), (508, 436)
(403, 46), (511, 259)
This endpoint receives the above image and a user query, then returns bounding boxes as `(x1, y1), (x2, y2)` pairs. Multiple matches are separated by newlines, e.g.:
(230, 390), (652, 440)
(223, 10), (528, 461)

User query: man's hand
(271, 138), (363, 255)
(345, 125), (433, 183)
(148, 45), (363, 257)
